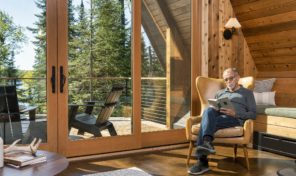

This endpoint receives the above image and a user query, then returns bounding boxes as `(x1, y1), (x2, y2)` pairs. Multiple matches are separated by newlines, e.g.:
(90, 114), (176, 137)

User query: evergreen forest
(0, 0), (165, 117)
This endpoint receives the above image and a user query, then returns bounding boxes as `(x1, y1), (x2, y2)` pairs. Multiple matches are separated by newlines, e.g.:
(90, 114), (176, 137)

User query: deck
(16, 116), (169, 142)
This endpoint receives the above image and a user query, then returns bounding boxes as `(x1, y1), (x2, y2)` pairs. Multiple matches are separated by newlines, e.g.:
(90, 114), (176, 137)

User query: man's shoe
(188, 160), (210, 175)
(196, 141), (216, 155)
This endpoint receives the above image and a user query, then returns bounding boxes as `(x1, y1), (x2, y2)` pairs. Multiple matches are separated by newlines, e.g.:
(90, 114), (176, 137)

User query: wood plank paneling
(254, 122), (296, 139)
(235, 1), (296, 21)
(198, 0), (257, 79)
(249, 39), (296, 51)
(208, 0), (219, 78)
(167, 0), (191, 11)
(256, 77), (296, 84)
(245, 30), (296, 44)
(231, 0), (260, 7)
(256, 64), (296, 72)
(243, 20), (296, 37)
(257, 71), (296, 78)
(233, 0), (294, 14)
(170, 4), (191, 17)
(208, 0), (213, 78)
(254, 56), (296, 65)
(202, 0), (209, 77)
(244, 39), (257, 77)
(255, 115), (296, 129)
(240, 11), (296, 30)
(205, 0), (254, 79)
(231, 0), (296, 79)
(191, 0), (202, 116)
(252, 47), (296, 58)
(218, 0), (225, 78)
(173, 12), (190, 22)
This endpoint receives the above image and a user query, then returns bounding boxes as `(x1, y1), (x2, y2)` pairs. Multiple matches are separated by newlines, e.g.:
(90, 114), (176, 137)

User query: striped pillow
(253, 91), (276, 106)
(254, 78), (276, 93)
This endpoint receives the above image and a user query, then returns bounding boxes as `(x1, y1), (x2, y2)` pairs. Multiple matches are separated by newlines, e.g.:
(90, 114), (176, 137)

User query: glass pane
(141, 0), (191, 132)
(0, 0), (47, 144)
(68, 0), (132, 140)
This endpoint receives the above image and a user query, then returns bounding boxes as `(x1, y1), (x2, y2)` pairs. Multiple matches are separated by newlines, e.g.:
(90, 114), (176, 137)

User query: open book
(208, 97), (235, 110)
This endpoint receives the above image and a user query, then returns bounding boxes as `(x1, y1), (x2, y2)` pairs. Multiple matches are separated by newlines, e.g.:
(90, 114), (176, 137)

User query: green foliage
(26, 0), (47, 113)
(68, 0), (132, 117)
(1, 0), (165, 118)
(0, 10), (27, 81)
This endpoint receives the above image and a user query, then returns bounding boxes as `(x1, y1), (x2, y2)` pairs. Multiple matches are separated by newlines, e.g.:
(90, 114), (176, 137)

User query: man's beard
(227, 83), (235, 89)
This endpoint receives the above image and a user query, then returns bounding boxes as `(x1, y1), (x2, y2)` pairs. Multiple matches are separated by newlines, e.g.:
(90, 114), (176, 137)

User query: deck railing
(0, 77), (167, 124)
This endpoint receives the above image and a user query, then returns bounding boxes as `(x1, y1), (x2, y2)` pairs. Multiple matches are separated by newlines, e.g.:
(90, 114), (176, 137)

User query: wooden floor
(59, 144), (296, 176)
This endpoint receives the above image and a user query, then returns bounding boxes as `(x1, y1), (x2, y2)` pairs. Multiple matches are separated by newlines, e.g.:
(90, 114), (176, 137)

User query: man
(188, 68), (257, 175)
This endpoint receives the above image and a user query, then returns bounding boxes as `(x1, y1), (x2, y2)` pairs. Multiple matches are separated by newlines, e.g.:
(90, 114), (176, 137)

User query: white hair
(223, 68), (238, 76)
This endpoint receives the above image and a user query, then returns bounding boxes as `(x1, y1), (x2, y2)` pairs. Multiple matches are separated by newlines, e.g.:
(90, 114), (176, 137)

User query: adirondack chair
(0, 86), (38, 144)
(68, 83), (126, 138)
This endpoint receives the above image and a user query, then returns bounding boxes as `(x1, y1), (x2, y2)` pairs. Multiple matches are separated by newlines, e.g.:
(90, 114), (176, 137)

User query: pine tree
(26, 0), (47, 113)
(68, 0), (92, 106)
(5, 51), (19, 85)
(151, 49), (165, 77)
(0, 10), (27, 84)
(141, 36), (149, 77)
(68, 0), (77, 60)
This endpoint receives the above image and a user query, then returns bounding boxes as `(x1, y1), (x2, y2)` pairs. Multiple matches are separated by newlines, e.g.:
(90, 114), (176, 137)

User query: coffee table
(0, 150), (69, 176)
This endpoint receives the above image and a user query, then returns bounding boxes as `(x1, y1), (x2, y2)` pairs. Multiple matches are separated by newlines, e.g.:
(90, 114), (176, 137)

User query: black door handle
(60, 66), (66, 93)
(51, 66), (55, 93)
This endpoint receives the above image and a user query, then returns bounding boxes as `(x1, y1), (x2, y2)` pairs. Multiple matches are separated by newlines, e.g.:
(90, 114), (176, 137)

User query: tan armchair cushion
(192, 123), (244, 138)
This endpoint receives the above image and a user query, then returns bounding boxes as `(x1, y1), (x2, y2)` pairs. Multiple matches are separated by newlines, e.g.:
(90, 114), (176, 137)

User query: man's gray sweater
(215, 85), (257, 126)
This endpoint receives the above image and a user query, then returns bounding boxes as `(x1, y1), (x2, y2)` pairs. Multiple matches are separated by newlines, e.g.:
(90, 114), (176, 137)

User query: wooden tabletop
(0, 150), (69, 176)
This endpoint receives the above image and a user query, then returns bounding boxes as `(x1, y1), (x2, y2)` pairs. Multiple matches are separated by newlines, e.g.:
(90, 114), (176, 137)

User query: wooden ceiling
(142, 0), (191, 68)
(231, 0), (296, 74)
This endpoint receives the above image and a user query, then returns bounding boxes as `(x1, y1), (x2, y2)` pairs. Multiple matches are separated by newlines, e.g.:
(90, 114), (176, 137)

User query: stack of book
(4, 151), (47, 167)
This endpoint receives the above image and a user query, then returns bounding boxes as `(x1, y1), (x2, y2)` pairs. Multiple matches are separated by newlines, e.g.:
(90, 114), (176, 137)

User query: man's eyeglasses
(223, 76), (236, 82)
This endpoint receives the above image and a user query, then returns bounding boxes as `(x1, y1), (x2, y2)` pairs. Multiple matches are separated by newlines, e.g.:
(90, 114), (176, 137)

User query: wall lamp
(223, 18), (241, 40)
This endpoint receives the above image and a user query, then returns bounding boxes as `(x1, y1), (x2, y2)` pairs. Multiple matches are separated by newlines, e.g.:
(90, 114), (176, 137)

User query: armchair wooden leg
(77, 129), (85, 135)
(187, 141), (194, 164)
(233, 144), (238, 161)
(243, 145), (250, 170)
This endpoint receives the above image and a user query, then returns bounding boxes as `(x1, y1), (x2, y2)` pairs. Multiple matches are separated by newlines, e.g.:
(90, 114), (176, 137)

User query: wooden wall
(256, 78), (296, 107)
(230, 0), (296, 107)
(231, 0), (296, 78)
(202, 0), (257, 79)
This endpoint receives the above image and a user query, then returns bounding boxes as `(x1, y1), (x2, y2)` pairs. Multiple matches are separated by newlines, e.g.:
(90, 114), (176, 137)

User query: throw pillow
(253, 91), (276, 106)
(254, 78), (276, 93)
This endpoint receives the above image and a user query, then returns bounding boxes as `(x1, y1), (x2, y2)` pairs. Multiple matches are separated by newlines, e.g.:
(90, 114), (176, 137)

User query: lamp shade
(224, 18), (241, 28)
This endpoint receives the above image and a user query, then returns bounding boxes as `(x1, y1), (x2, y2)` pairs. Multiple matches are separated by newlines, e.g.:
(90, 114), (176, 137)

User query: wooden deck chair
(0, 86), (38, 144)
(68, 83), (126, 138)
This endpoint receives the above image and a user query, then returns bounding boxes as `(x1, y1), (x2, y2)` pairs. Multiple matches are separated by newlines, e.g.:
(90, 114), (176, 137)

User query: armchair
(186, 76), (255, 170)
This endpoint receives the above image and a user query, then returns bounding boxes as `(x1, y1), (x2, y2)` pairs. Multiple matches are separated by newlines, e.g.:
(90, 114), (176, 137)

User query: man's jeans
(195, 107), (241, 159)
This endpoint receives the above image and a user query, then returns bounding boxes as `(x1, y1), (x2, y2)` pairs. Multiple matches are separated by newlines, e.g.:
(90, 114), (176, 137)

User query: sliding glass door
(0, 0), (58, 152)
(57, 0), (141, 157)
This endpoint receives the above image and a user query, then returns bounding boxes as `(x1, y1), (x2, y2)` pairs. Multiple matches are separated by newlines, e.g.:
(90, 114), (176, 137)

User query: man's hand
(220, 108), (235, 117)
(210, 105), (219, 111)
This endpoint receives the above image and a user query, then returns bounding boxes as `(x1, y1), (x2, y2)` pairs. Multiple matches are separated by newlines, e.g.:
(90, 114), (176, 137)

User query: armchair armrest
(20, 106), (38, 113)
(68, 104), (105, 107)
(242, 119), (254, 144)
(69, 102), (118, 108)
(83, 101), (105, 104)
(186, 115), (202, 141)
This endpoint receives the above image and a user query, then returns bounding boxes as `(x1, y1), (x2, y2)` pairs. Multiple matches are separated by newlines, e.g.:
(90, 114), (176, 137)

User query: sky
(0, 0), (149, 71)
(0, 0), (41, 70)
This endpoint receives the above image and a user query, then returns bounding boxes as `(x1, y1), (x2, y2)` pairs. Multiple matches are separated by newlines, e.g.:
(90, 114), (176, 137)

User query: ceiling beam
(155, 0), (190, 63)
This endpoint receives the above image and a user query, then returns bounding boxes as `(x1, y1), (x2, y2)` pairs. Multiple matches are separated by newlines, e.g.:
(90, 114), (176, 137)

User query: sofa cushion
(192, 123), (244, 138)
(256, 105), (296, 119)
